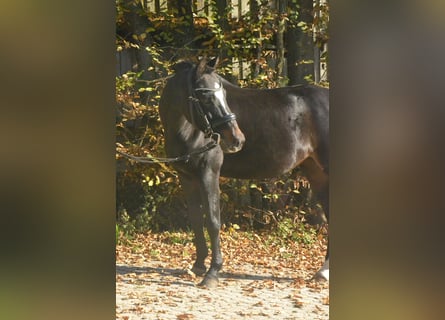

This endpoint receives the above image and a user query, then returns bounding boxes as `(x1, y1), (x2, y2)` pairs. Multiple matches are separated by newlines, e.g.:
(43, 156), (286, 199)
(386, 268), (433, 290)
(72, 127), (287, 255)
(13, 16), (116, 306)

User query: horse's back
(221, 84), (329, 178)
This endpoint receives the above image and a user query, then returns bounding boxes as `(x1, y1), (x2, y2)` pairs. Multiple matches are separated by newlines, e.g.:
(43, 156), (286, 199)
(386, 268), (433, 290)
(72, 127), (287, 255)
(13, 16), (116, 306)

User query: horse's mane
(172, 60), (195, 73)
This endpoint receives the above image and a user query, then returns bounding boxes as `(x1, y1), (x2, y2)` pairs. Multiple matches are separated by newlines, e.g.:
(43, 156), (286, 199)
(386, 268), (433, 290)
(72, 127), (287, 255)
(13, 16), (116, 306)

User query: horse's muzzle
(219, 122), (245, 154)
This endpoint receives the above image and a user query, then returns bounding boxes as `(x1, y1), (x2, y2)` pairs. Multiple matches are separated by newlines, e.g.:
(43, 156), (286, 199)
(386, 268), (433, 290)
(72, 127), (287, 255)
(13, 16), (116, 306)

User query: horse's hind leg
(300, 156), (329, 281)
(179, 175), (208, 276)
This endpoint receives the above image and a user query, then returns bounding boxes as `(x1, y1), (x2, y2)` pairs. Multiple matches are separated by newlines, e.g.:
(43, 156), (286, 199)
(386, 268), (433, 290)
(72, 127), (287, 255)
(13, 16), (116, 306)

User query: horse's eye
(199, 92), (213, 103)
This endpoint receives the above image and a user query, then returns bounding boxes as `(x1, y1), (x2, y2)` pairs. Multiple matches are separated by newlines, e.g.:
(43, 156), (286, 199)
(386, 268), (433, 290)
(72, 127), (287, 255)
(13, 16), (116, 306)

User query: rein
(117, 132), (220, 164)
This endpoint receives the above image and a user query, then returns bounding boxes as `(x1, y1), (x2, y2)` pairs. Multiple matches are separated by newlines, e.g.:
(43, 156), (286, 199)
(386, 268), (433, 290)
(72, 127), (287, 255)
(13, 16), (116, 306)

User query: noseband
(188, 79), (237, 138)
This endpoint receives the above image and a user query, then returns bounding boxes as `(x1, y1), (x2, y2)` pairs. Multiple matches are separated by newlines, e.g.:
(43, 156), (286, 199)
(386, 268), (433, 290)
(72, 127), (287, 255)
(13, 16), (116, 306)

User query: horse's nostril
(232, 138), (244, 152)
(239, 135), (246, 147)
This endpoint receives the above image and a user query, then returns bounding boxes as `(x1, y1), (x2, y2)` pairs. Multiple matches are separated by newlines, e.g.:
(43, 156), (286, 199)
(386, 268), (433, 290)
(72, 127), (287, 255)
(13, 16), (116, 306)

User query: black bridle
(188, 79), (237, 138)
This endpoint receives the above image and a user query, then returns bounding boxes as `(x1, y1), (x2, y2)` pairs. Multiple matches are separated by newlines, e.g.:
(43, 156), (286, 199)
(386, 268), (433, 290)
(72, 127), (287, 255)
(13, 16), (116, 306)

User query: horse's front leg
(179, 175), (208, 276)
(198, 169), (223, 289)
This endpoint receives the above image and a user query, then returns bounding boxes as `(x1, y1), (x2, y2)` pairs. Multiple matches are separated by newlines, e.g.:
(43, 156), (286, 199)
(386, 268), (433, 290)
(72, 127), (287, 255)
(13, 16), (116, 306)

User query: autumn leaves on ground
(116, 226), (329, 319)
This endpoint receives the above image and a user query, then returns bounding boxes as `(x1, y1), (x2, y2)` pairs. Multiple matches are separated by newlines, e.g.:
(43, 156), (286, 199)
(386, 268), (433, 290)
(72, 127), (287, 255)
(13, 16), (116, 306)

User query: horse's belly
(220, 148), (303, 179)
(220, 165), (292, 179)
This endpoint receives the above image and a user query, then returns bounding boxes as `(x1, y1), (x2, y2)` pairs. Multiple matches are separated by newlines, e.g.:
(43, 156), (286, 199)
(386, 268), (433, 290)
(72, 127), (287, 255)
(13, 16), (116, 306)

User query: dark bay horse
(159, 58), (329, 288)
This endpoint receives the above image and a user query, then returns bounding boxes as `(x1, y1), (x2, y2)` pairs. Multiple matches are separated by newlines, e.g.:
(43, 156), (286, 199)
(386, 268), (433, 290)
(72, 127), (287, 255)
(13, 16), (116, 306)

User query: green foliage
(274, 217), (317, 245)
(116, 211), (135, 245)
(117, 205), (178, 242)
(162, 231), (194, 245)
(116, 41), (182, 231)
(218, 171), (324, 239)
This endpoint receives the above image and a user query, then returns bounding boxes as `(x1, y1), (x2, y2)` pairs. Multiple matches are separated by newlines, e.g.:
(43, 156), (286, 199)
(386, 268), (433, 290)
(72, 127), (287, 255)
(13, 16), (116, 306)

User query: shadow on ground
(116, 264), (297, 284)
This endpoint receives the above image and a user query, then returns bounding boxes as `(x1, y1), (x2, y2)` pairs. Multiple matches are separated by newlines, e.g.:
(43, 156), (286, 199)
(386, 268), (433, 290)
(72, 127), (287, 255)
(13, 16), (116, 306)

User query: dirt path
(116, 232), (329, 320)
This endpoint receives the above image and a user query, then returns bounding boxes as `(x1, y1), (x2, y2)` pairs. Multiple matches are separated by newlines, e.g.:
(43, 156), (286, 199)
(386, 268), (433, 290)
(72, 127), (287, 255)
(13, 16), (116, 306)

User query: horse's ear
(207, 57), (219, 69)
(196, 57), (208, 77)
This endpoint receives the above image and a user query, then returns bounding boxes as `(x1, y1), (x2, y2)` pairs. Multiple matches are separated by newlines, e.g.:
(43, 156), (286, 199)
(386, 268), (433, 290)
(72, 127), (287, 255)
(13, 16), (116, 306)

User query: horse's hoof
(313, 269), (329, 281)
(191, 265), (207, 276)
(313, 259), (329, 281)
(198, 274), (219, 289)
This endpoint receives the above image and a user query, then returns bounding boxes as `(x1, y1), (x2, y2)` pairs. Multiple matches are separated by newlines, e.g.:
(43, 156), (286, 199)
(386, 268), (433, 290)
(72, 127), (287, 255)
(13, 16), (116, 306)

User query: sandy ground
(116, 231), (328, 319)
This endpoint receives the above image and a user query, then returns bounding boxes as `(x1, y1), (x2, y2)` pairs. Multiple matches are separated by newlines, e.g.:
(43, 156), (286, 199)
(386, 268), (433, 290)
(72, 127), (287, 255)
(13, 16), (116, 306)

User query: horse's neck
(220, 77), (240, 90)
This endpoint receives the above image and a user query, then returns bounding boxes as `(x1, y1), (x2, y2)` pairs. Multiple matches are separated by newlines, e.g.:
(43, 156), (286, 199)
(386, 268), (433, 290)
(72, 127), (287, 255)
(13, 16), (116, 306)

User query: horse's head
(188, 57), (245, 153)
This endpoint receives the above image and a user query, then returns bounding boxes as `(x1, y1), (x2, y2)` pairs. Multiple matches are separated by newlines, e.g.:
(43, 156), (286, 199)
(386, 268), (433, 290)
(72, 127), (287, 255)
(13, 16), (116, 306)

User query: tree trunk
(118, 0), (155, 102)
(286, 0), (314, 85)
(250, 0), (262, 78)
(313, 0), (320, 83)
(214, 0), (230, 65)
(168, 0), (194, 47)
(276, 0), (287, 86)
